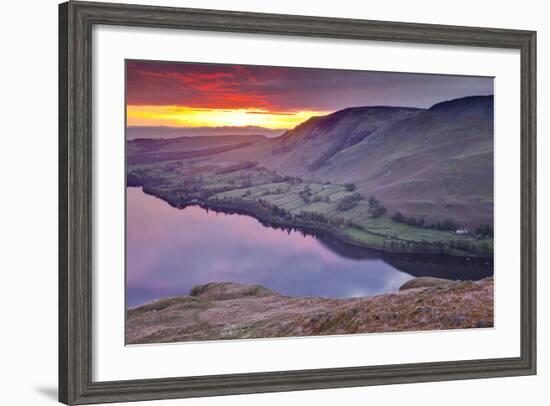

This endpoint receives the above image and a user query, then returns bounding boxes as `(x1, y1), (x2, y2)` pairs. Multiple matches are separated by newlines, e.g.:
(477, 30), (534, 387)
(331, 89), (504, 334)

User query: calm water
(127, 188), (493, 307)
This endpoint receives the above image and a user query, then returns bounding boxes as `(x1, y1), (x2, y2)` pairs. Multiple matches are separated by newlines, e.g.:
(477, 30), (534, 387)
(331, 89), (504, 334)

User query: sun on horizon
(126, 105), (329, 130)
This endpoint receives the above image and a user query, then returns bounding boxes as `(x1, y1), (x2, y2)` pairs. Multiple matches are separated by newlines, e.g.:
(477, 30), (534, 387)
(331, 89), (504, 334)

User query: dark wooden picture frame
(59, 1), (536, 404)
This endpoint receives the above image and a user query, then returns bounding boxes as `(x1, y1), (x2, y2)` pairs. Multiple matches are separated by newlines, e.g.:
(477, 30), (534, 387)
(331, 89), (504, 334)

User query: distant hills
(127, 125), (284, 140)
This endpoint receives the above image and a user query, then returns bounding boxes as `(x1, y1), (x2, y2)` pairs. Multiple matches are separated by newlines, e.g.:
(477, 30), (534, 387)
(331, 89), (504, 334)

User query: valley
(127, 95), (494, 258)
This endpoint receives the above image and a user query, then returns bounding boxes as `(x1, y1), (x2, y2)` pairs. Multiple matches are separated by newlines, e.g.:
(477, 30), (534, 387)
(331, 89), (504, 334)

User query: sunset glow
(127, 105), (329, 129)
(126, 60), (494, 134)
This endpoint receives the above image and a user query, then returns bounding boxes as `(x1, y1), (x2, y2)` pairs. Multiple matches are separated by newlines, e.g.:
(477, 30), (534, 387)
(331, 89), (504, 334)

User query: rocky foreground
(127, 277), (493, 344)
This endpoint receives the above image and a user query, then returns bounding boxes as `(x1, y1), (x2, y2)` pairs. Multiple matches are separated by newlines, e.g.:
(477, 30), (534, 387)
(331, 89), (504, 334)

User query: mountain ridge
(268, 105), (424, 173)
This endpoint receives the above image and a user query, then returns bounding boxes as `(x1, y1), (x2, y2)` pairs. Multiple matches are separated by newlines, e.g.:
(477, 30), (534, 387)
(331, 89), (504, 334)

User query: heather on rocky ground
(127, 277), (493, 344)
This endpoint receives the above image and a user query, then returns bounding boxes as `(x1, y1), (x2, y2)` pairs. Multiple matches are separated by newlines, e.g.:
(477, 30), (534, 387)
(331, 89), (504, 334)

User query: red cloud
(126, 59), (494, 113)
(127, 62), (274, 109)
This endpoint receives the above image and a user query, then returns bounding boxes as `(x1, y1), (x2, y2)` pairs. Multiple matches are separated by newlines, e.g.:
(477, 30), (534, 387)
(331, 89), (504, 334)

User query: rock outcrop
(190, 282), (280, 301)
(399, 277), (453, 291)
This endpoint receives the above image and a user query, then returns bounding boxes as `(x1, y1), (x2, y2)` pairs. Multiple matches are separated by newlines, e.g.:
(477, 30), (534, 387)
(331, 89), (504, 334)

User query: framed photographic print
(59, 1), (536, 404)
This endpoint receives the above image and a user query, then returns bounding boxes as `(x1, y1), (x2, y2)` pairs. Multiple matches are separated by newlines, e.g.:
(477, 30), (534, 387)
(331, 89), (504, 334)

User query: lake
(127, 187), (493, 307)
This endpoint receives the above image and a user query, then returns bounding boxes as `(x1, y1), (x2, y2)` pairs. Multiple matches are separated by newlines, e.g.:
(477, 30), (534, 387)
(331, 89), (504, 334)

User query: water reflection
(126, 188), (492, 307)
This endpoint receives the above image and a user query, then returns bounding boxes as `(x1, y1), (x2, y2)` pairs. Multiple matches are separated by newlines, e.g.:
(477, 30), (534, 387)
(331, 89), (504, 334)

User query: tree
(438, 218), (459, 231)
(392, 212), (405, 223)
(475, 224), (494, 238)
(344, 183), (356, 192)
(407, 217), (417, 226)
(337, 193), (361, 211)
(367, 196), (386, 218)
(371, 206), (386, 218)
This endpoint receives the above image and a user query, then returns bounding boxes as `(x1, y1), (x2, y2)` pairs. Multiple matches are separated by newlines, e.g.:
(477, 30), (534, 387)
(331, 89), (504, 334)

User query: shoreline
(134, 185), (494, 261)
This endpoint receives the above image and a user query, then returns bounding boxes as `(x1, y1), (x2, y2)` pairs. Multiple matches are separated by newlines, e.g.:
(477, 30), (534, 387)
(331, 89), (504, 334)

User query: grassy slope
(263, 106), (422, 175)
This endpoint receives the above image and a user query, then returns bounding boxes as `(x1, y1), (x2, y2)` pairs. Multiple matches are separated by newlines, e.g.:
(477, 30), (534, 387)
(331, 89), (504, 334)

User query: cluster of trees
(214, 161), (257, 175)
(431, 219), (460, 231)
(295, 210), (331, 225)
(215, 196), (293, 223)
(127, 173), (143, 187)
(298, 185), (331, 204)
(240, 174), (253, 187)
(260, 187), (287, 197)
(295, 210), (353, 230)
(271, 173), (300, 183)
(299, 185), (314, 203)
(344, 183), (357, 192)
(475, 224), (493, 238)
(391, 212), (419, 227)
(288, 177), (304, 185)
(367, 196), (386, 218)
(337, 193), (362, 211)
(263, 200), (293, 220)
(382, 238), (491, 255)
(223, 194), (357, 235)
(391, 211), (459, 231)
(391, 211), (493, 241)
(215, 195), (347, 232)
(311, 195), (329, 203)
(447, 239), (492, 255)
(383, 239), (447, 255)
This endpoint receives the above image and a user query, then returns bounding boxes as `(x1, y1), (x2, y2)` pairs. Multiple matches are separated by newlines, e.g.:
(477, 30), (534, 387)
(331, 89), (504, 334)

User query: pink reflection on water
(127, 189), (341, 281)
(126, 187), (413, 306)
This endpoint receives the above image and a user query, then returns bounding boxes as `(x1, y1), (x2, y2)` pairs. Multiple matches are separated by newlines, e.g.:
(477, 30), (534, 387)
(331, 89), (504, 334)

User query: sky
(126, 60), (493, 132)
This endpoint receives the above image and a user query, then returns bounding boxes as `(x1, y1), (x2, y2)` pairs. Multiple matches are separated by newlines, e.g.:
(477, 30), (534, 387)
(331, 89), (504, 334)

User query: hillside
(264, 106), (422, 174)
(264, 96), (494, 228)
(127, 278), (494, 344)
